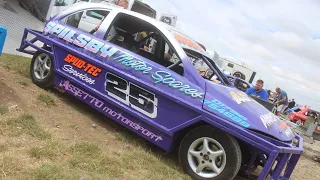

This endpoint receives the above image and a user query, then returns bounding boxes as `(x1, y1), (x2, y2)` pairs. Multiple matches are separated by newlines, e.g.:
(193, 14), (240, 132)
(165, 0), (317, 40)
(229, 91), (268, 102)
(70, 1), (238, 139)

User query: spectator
(245, 79), (268, 100)
(288, 98), (296, 109)
(274, 87), (288, 116)
(117, 0), (129, 9)
(283, 98), (296, 113)
(108, 0), (129, 9)
(314, 113), (319, 123)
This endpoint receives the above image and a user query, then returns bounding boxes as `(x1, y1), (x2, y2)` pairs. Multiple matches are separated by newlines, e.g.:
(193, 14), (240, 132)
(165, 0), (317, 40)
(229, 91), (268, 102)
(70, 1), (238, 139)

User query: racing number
(105, 73), (128, 104)
(105, 73), (158, 118)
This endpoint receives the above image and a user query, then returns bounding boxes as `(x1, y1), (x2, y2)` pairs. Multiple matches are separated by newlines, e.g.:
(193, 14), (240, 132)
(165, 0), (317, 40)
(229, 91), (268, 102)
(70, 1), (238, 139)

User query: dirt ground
(0, 59), (320, 179)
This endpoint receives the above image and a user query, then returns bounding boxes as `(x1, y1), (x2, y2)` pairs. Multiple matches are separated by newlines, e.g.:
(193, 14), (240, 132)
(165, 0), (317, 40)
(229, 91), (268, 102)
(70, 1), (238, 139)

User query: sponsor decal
(59, 80), (162, 142)
(105, 72), (158, 118)
(279, 122), (293, 137)
(203, 99), (250, 127)
(64, 54), (102, 77)
(173, 33), (205, 53)
(151, 71), (204, 98)
(45, 23), (203, 98)
(62, 65), (95, 84)
(113, 54), (152, 74)
(260, 112), (277, 129)
(230, 91), (251, 104)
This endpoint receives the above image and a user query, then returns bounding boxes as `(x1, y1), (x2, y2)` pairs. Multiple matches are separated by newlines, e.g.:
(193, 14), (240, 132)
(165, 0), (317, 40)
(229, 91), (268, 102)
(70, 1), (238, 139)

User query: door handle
(82, 16), (86, 19)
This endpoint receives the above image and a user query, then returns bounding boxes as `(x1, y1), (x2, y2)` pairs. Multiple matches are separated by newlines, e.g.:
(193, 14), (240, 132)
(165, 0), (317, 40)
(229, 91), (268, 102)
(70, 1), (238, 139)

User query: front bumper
(245, 132), (303, 180)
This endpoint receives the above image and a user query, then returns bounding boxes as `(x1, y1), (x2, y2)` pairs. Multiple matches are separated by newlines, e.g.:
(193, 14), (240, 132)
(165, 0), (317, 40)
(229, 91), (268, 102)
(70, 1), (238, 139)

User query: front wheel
(179, 126), (242, 180)
(30, 51), (55, 88)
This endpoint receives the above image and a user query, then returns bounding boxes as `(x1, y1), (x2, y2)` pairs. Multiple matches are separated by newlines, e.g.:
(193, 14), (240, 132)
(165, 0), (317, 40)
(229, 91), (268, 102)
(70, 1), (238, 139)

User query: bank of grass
(26, 140), (189, 180)
(0, 53), (31, 77)
(37, 93), (56, 106)
(0, 54), (191, 179)
(0, 114), (189, 179)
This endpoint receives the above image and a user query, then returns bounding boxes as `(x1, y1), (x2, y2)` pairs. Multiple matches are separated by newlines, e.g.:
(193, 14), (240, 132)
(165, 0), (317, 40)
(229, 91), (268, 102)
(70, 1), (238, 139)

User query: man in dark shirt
(288, 98), (296, 109)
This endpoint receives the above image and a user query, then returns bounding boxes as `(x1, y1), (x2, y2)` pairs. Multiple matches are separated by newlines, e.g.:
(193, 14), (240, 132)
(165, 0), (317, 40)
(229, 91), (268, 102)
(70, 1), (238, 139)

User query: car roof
(63, 2), (211, 57)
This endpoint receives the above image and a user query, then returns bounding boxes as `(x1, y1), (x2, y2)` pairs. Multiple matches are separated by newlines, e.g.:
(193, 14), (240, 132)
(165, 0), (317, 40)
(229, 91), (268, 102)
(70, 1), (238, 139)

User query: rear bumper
(16, 28), (53, 56)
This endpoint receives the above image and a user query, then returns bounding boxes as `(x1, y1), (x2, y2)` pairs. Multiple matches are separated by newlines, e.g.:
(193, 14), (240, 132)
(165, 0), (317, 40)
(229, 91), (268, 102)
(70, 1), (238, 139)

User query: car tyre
(30, 51), (55, 88)
(179, 126), (242, 180)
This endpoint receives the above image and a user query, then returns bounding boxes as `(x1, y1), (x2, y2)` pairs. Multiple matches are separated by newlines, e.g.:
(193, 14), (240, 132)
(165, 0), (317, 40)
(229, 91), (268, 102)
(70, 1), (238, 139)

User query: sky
(142, 0), (320, 111)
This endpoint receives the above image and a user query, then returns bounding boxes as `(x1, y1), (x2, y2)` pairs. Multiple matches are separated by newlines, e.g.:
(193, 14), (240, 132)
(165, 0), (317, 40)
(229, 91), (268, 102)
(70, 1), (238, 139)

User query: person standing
(108, 0), (129, 9)
(245, 79), (269, 100)
(274, 87), (288, 116)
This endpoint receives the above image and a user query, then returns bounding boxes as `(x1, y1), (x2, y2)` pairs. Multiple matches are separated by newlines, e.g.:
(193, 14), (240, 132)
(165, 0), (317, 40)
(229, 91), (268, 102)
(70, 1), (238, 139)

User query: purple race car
(17, 3), (303, 180)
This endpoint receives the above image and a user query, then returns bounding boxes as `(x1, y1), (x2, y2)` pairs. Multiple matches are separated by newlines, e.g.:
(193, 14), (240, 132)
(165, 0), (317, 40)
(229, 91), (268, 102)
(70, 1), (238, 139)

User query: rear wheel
(179, 126), (242, 180)
(30, 52), (55, 88)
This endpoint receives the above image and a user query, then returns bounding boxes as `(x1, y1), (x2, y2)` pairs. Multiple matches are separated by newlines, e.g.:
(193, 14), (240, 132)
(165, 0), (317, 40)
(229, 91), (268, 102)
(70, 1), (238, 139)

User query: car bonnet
(203, 81), (295, 142)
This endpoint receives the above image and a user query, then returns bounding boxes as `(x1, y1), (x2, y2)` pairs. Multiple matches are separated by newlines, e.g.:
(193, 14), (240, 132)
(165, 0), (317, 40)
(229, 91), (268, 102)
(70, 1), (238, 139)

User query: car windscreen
(168, 29), (206, 54)
(183, 48), (231, 86)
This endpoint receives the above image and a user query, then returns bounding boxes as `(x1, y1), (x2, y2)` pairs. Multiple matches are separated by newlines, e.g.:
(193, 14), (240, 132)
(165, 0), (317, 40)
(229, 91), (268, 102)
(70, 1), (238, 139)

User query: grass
(37, 93), (56, 106)
(31, 164), (72, 180)
(18, 80), (29, 86)
(0, 106), (9, 115)
(70, 141), (100, 156)
(28, 140), (64, 160)
(0, 156), (23, 178)
(2, 114), (51, 140)
(68, 142), (121, 178)
(0, 53), (31, 77)
(0, 143), (8, 152)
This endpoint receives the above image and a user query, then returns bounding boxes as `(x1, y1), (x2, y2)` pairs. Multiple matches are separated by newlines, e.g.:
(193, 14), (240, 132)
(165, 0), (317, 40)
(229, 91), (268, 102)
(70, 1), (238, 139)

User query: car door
(99, 13), (204, 131)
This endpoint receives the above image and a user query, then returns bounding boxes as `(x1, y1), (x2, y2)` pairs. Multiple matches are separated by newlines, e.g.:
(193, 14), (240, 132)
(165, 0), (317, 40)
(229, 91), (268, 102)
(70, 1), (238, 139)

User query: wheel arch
(170, 120), (226, 152)
(171, 119), (247, 154)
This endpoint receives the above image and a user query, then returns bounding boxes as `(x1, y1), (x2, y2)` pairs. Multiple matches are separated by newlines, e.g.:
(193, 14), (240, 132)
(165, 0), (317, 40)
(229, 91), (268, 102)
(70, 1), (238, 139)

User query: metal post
(283, 154), (300, 178)
(258, 151), (278, 180)
(271, 153), (290, 179)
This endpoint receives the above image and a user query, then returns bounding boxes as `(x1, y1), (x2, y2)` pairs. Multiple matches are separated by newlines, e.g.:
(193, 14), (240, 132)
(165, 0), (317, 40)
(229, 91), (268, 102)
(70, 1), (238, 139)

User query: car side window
(86, 10), (109, 20)
(103, 13), (183, 75)
(60, 9), (110, 33)
(91, 0), (105, 2)
(54, 0), (77, 6)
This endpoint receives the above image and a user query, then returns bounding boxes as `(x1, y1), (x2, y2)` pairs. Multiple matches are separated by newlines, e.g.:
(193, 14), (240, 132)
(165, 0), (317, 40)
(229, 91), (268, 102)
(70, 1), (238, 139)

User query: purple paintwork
(16, 3), (303, 180)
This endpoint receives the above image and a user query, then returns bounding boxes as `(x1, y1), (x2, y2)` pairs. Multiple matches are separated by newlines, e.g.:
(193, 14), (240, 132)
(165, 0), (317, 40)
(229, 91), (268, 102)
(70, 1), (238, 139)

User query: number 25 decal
(105, 73), (158, 118)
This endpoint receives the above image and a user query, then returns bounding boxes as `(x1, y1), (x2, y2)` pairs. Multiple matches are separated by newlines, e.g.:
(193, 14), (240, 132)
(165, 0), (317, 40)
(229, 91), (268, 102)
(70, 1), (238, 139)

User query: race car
(17, 3), (303, 180)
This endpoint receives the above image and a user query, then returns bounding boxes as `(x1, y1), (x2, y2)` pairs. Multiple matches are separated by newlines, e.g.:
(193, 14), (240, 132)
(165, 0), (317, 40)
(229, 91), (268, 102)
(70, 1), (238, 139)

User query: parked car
(17, 3), (303, 180)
